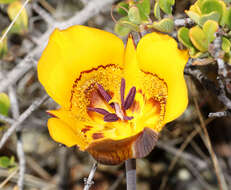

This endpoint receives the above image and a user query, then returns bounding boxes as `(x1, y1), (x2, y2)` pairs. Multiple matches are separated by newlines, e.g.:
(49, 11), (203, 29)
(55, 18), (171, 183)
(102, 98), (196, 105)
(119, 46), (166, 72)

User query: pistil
(114, 103), (125, 120)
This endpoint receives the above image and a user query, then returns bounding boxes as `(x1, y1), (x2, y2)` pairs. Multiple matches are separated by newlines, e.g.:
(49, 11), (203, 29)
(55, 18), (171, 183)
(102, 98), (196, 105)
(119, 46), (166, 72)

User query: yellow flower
(37, 25), (188, 165)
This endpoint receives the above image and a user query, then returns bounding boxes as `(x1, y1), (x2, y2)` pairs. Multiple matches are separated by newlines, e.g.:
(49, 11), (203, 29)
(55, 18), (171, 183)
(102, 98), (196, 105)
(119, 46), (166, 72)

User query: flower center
(87, 78), (136, 122)
(70, 64), (168, 133)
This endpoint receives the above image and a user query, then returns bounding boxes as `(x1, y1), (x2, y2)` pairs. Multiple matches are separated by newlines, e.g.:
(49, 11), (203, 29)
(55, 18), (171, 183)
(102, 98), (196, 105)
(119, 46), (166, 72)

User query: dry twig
(83, 162), (98, 190)
(0, 94), (49, 149)
(9, 86), (26, 190)
(193, 96), (228, 190)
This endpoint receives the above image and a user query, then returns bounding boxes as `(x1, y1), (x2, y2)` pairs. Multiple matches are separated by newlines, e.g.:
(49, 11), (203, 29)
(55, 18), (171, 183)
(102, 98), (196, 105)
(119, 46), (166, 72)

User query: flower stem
(125, 159), (136, 190)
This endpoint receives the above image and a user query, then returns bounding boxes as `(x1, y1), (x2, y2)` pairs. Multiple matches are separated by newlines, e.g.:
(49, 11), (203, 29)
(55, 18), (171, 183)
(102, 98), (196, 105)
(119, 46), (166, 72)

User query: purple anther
(124, 116), (134, 120)
(104, 113), (119, 122)
(87, 107), (110, 115)
(120, 78), (125, 107)
(124, 87), (136, 110)
(97, 83), (112, 102)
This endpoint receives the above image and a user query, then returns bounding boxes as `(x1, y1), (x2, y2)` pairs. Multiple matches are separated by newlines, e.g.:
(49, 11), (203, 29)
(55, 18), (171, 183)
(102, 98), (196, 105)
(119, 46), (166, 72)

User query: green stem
(125, 159), (136, 190)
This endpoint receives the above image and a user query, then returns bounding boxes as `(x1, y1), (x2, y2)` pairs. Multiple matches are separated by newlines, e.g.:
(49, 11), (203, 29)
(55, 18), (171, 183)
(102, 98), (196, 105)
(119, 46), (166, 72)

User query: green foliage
(202, 20), (218, 43)
(187, 20), (218, 53)
(0, 0), (29, 57)
(182, 0), (230, 58)
(152, 18), (174, 33)
(115, 0), (151, 35)
(188, 47), (198, 57)
(226, 8), (231, 29)
(185, 10), (200, 24)
(189, 26), (209, 52)
(201, 0), (224, 20)
(0, 0), (16, 4)
(186, 0), (228, 27)
(136, 0), (151, 20)
(0, 93), (10, 116)
(0, 156), (16, 169)
(117, 2), (129, 16)
(0, 36), (8, 59)
(7, 1), (28, 34)
(178, 27), (193, 48)
(128, 6), (141, 24)
(198, 11), (219, 26)
(159, 0), (175, 15)
(154, 2), (161, 20)
(222, 37), (231, 53)
(114, 17), (131, 37)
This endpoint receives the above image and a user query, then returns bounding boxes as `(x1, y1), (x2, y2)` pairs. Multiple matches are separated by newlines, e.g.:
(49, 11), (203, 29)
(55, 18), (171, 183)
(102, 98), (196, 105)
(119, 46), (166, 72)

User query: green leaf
(159, 0), (174, 15)
(114, 16), (139, 36)
(7, 1), (28, 34)
(201, 0), (226, 24)
(189, 47), (198, 57)
(114, 22), (131, 37)
(0, 0), (17, 4)
(0, 156), (11, 168)
(202, 20), (218, 43)
(189, 25), (209, 52)
(178, 27), (193, 48)
(152, 18), (174, 33)
(0, 156), (16, 168)
(226, 8), (231, 29)
(185, 10), (200, 24)
(196, 0), (205, 8)
(222, 37), (231, 53)
(190, 51), (202, 58)
(154, 2), (161, 20)
(116, 2), (129, 16)
(0, 93), (10, 116)
(137, 0), (151, 20)
(128, 6), (141, 24)
(191, 51), (209, 58)
(201, 0), (223, 15)
(188, 2), (202, 14)
(198, 11), (220, 26)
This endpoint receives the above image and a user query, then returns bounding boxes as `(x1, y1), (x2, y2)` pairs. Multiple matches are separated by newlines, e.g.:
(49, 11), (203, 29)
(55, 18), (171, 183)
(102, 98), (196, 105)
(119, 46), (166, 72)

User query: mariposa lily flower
(38, 25), (188, 165)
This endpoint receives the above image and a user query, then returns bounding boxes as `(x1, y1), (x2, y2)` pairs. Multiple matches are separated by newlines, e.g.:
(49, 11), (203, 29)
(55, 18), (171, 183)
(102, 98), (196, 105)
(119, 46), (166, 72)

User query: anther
(87, 107), (110, 115)
(97, 83), (112, 102)
(120, 78), (125, 107)
(124, 116), (134, 120)
(104, 113), (119, 122)
(124, 87), (136, 110)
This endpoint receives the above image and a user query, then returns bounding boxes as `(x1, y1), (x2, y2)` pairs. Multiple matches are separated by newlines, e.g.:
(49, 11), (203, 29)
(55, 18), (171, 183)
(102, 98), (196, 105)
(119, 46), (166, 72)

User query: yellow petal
(137, 32), (189, 123)
(123, 35), (142, 93)
(47, 118), (81, 147)
(38, 25), (124, 108)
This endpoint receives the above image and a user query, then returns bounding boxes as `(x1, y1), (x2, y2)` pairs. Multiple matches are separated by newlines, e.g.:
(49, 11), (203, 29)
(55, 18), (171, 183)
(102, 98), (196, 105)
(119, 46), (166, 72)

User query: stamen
(104, 113), (119, 122)
(87, 80), (136, 123)
(120, 78), (125, 107)
(124, 116), (134, 120)
(124, 87), (136, 110)
(87, 107), (110, 115)
(97, 83), (112, 102)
